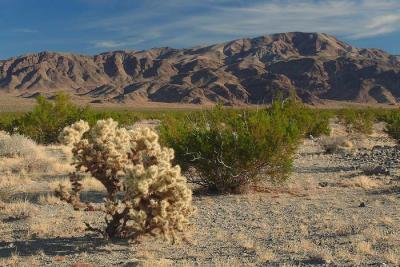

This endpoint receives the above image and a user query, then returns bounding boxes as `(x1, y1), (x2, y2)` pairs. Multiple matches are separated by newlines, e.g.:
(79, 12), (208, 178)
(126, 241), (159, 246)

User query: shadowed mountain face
(1, 32), (400, 105)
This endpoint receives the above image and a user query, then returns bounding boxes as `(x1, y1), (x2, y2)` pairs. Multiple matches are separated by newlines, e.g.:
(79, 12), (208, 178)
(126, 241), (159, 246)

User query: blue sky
(1, 0), (399, 59)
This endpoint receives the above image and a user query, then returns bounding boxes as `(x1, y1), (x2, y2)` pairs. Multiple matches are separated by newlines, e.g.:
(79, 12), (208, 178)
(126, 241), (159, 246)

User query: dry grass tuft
(320, 136), (353, 154)
(255, 246), (276, 263)
(72, 261), (93, 267)
(0, 174), (34, 188)
(38, 193), (64, 205)
(362, 227), (385, 243)
(235, 232), (255, 249)
(141, 259), (175, 267)
(355, 241), (375, 256)
(48, 178), (71, 191)
(383, 249), (400, 265)
(0, 252), (40, 267)
(81, 177), (106, 192)
(212, 257), (247, 267)
(0, 185), (17, 202)
(0, 199), (38, 219)
(380, 216), (395, 226)
(0, 132), (73, 175)
(48, 176), (106, 193)
(289, 240), (316, 254)
(28, 210), (85, 238)
(0, 133), (38, 158)
(337, 175), (381, 190)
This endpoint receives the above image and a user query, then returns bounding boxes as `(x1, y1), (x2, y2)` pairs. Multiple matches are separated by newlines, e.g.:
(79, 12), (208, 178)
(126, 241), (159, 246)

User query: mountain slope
(1, 32), (400, 105)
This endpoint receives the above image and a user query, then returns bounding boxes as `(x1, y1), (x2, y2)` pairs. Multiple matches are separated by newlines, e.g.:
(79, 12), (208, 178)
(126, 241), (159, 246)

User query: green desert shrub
(1, 93), (141, 144)
(276, 98), (331, 137)
(160, 101), (303, 193)
(57, 119), (194, 241)
(337, 108), (376, 134)
(4, 93), (90, 144)
(383, 110), (400, 142)
(0, 112), (20, 131)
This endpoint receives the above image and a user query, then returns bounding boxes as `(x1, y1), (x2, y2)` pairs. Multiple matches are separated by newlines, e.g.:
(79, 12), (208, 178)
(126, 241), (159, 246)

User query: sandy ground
(0, 93), (399, 113)
(0, 93), (212, 113)
(0, 123), (399, 266)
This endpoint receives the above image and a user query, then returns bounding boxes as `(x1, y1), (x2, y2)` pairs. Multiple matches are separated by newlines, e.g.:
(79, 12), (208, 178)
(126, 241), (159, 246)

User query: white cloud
(93, 38), (145, 49)
(368, 14), (400, 29)
(93, 40), (122, 48)
(190, 0), (400, 39)
(83, 0), (400, 49)
(350, 13), (400, 39)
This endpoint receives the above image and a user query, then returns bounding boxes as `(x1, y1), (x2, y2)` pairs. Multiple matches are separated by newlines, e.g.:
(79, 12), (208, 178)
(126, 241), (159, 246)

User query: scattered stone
(340, 145), (400, 175)
(363, 165), (390, 176)
(359, 202), (366, 208)
(319, 182), (329, 187)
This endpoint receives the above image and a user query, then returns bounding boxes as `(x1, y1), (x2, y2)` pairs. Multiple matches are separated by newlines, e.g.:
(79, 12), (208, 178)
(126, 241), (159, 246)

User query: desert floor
(0, 122), (399, 267)
(0, 93), (398, 113)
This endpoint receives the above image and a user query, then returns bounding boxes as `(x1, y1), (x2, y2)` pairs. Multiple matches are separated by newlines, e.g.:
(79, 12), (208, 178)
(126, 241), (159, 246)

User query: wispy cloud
(92, 38), (146, 49)
(10, 28), (39, 34)
(93, 40), (124, 48)
(353, 14), (400, 38)
(81, 0), (400, 50)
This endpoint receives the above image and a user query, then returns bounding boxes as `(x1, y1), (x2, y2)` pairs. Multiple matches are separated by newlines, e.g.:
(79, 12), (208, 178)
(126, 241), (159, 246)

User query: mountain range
(1, 32), (400, 105)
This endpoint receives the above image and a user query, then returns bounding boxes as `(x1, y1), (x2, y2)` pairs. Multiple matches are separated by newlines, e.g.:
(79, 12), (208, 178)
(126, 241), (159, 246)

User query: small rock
(318, 182), (328, 187)
(359, 202), (366, 207)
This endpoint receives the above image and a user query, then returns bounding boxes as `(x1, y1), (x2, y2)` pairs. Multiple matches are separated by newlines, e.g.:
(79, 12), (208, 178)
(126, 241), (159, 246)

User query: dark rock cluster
(343, 145), (400, 175)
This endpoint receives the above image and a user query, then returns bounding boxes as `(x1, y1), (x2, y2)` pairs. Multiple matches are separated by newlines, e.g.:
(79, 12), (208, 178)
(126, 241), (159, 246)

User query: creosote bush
(278, 98), (331, 137)
(337, 109), (376, 135)
(1, 93), (142, 144)
(57, 118), (194, 241)
(6, 93), (90, 144)
(160, 99), (310, 193)
(383, 110), (400, 142)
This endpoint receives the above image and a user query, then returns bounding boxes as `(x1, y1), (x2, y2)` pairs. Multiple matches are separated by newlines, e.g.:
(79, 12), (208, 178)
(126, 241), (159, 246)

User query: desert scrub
(384, 110), (400, 142)
(0, 132), (38, 158)
(0, 131), (70, 174)
(4, 93), (92, 144)
(57, 118), (194, 241)
(337, 108), (376, 135)
(320, 136), (353, 154)
(277, 97), (331, 137)
(159, 101), (302, 193)
(1, 93), (142, 144)
(299, 109), (331, 137)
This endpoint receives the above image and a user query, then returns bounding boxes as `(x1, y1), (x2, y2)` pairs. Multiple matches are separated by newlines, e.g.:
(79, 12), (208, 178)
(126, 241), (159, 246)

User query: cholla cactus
(58, 119), (194, 241)
(59, 120), (90, 146)
(103, 128), (193, 240)
(55, 172), (84, 210)
(59, 119), (131, 199)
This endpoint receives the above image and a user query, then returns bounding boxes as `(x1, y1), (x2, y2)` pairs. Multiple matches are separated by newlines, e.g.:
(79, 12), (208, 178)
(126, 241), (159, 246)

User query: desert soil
(0, 122), (399, 267)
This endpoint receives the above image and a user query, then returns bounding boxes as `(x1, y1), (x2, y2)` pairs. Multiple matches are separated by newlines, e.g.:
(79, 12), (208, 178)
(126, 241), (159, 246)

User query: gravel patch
(0, 123), (399, 266)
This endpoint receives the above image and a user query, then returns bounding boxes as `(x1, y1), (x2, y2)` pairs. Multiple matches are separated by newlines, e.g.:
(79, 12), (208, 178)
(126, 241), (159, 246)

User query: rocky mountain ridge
(1, 32), (399, 104)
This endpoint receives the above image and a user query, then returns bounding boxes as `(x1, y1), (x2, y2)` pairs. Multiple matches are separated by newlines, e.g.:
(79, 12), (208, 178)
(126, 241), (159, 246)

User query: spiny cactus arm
(59, 120), (89, 145)
(54, 178), (84, 211)
(73, 141), (124, 200)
